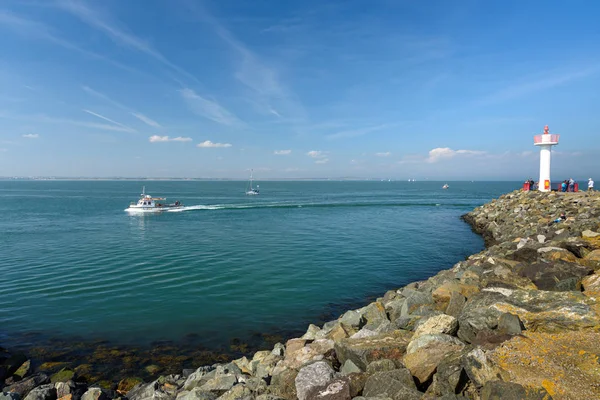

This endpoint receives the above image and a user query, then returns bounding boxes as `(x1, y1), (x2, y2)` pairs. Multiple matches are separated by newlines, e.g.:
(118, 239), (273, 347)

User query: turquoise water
(0, 181), (517, 350)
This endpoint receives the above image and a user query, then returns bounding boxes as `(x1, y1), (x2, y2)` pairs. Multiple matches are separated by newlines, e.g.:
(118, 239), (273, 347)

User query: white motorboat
(246, 170), (260, 195)
(442, 183), (449, 189)
(125, 187), (183, 213)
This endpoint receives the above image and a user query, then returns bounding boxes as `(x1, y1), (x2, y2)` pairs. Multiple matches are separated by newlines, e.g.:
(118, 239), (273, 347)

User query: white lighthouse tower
(534, 125), (560, 192)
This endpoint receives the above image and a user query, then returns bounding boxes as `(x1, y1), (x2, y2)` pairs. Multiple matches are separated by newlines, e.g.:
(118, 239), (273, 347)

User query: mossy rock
(117, 377), (143, 394)
(39, 361), (69, 372)
(51, 367), (75, 383)
(14, 360), (31, 379)
(96, 380), (116, 390)
(144, 364), (161, 375)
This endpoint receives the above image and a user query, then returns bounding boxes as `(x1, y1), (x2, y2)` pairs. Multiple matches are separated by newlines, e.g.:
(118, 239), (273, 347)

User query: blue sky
(0, 0), (599, 179)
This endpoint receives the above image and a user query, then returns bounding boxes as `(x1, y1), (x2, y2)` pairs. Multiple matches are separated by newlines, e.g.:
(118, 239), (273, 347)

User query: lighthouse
(533, 125), (560, 192)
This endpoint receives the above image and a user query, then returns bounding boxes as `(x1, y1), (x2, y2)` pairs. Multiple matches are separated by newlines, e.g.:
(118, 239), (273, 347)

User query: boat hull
(125, 205), (184, 213)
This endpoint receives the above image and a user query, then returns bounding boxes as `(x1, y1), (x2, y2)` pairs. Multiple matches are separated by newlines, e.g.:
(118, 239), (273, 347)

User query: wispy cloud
(131, 112), (161, 128)
(149, 135), (192, 143)
(56, 0), (200, 83)
(375, 152), (391, 157)
(0, 10), (138, 73)
(326, 124), (392, 140)
(197, 140), (232, 148)
(274, 149), (292, 155)
(187, 3), (305, 121)
(480, 66), (600, 104)
(82, 86), (161, 128)
(427, 147), (486, 163)
(22, 133), (39, 139)
(1, 112), (136, 133)
(180, 88), (241, 126)
(82, 109), (136, 132)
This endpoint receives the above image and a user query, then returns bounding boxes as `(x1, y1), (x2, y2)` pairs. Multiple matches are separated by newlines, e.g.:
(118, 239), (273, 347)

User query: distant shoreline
(0, 177), (518, 182)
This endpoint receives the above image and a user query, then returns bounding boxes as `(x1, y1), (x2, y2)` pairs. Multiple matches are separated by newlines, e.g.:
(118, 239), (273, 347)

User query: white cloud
(307, 150), (330, 164)
(375, 152), (391, 157)
(149, 135), (192, 143)
(197, 140), (232, 148)
(22, 133), (39, 139)
(274, 150), (291, 155)
(307, 150), (325, 158)
(427, 147), (486, 163)
(179, 88), (241, 126)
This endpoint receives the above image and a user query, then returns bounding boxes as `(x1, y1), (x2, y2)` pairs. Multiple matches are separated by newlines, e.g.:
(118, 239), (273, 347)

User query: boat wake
(163, 201), (472, 213)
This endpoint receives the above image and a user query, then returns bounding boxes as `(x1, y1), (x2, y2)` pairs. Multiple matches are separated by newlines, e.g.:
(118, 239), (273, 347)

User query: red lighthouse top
(534, 125), (559, 145)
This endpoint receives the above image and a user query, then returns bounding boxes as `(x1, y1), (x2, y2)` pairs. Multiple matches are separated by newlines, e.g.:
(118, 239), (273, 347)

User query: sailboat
(246, 169), (260, 195)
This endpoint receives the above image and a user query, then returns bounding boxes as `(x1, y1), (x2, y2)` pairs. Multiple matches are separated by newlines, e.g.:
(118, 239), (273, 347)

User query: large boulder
(0, 393), (21, 400)
(516, 261), (592, 291)
(359, 302), (389, 330)
(176, 388), (217, 400)
(362, 369), (421, 400)
(445, 291), (467, 318)
(294, 362), (334, 400)
(406, 334), (464, 355)
(55, 381), (87, 400)
(425, 351), (470, 397)
(304, 378), (351, 400)
(413, 314), (458, 337)
(3, 374), (50, 398)
(480, 381), (551, 400)
(127, 379), (177, 400)
(182, 367), (215, 391)
(80, 388), (108, 400)
(216, 384), (253, 400)
(461, 348), (508, 389)
(400, 291), (434, 317)
(334, 330), (412, 371)
(23, 385), (56, 400)
(268, 367), (298, 400)
(403, 336), (465, 385)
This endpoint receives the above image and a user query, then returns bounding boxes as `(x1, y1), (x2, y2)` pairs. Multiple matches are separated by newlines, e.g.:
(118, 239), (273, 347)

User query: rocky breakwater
(4, 190), (600, 400)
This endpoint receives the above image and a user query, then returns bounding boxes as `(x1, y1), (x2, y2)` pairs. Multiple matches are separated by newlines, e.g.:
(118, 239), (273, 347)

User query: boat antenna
(142, 186), (145, 196)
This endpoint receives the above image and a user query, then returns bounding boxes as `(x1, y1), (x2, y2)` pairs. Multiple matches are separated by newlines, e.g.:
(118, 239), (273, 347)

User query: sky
(0, 0), (599, 179)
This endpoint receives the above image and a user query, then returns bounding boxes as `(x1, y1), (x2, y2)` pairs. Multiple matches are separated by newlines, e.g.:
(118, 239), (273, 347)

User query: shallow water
(0, 180), (517, 351)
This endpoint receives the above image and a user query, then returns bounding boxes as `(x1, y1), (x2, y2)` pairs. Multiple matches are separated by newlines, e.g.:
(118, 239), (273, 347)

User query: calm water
(0, 181), (517, 350)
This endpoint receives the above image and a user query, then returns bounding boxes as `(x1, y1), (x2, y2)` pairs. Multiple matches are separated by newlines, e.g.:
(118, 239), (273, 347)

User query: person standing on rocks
(549, 212), (567, 225)
(589, 178), (594, 192)
(561, 180), (568, 192)
(569, 178), (575, 192)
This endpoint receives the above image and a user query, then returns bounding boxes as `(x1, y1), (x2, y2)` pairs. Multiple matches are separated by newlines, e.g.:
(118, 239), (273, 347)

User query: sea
(0, 180), (518, 362)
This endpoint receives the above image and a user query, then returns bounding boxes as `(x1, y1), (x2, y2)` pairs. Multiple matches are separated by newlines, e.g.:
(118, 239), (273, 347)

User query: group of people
(560, 178), (576, 192)
(559, 178), (595, 192)
(524, 177), (594, 192)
